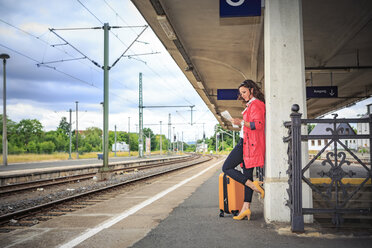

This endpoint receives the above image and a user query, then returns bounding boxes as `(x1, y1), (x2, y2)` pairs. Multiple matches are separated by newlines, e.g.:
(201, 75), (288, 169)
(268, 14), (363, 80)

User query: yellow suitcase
(219, 172), (244, 217)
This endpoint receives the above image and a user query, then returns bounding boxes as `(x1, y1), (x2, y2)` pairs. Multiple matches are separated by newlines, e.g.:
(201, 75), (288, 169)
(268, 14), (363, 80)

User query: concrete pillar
(264, 0), (312, 223)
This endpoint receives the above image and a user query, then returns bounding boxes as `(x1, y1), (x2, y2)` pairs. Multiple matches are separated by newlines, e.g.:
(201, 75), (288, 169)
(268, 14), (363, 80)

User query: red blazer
(242, 99), (265, 169)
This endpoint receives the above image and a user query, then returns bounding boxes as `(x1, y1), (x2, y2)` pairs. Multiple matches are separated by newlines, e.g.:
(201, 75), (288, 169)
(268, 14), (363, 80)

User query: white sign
(226, 0), (245, 7)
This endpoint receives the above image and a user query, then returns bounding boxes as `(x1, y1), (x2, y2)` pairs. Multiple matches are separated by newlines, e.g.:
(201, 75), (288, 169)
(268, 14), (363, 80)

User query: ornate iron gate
(284, 104), (372, 232)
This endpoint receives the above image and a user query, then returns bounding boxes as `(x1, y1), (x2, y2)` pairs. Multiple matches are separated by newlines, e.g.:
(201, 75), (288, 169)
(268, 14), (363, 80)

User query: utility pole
(160, 121), (162, 155)
(203, 123), (205, 155)
(138, 72), (144, 158)
(168, 113), (171, 153)
(128, 117), (130, 156)
(173, 127), (175, 153)
(69, 109), (72, 159)
(182, 131), (184, 154)
(215, 127), (218, 154)
(75, 101), (79, 159)
(102, 23), (110, 170)
(222, 132), (224, 152)
(114, 125), (117, 157)
(1, 53), (10, 166)
(233, 130), (235, 148)
(100, 102), (104, 153)
(177, 132), (179, 154)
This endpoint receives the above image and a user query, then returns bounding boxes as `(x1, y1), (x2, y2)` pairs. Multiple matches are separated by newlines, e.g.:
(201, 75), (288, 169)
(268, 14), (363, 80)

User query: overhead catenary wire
(95, 1), (196, 106)
(77, 0), (104, 24)
(0, 18), (104, 78)
(0, 18), (106, 90)
(111, 25), (148, 68)
(1, 42), (139, 107)
(2, 3), (201, 120)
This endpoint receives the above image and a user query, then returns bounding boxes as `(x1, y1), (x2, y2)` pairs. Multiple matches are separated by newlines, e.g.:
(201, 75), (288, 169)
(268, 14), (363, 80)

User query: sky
(0, 0), (371, 143)
(0, 0), (218, 142)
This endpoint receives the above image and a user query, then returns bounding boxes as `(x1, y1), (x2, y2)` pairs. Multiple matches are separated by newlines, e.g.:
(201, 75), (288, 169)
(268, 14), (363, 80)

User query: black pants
(222, 138), (253, 202)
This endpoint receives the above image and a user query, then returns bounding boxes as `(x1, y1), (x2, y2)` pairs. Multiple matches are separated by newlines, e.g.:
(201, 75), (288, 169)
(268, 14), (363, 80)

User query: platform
(0, 155), (187, 185)
(1, 157), (371, 248)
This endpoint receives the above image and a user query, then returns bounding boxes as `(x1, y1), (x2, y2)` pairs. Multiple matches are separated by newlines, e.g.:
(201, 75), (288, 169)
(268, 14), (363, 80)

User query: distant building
(196, 143), (208, 153)
(308, 122), (357, 151)
(112, 142), (129, 152)
(356, 103), (372, 151)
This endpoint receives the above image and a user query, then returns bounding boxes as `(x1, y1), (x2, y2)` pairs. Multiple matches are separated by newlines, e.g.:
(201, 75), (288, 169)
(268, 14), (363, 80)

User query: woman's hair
(238, 79), (265, 103)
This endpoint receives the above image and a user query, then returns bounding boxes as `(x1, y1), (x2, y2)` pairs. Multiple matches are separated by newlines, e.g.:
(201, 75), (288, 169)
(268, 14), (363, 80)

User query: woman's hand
(231, 118), (243, 126)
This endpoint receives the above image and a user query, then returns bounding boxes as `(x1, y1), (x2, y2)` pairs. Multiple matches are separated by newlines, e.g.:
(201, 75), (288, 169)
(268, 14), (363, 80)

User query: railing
(284, 104), (372, 232)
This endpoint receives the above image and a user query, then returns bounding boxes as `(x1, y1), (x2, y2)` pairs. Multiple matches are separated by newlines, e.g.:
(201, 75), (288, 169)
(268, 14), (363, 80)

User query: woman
(222, 79), (265, 220)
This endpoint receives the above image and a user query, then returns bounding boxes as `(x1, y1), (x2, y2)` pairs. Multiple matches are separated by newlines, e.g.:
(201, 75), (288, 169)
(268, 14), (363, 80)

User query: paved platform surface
(1, 156), (371, 247)
(130, 170), (372, 248)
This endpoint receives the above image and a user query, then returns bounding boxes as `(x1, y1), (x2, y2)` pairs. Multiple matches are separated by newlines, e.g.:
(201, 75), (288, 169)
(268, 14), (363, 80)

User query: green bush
(39, 141), (55, 154)
(27, 141), (39, 153)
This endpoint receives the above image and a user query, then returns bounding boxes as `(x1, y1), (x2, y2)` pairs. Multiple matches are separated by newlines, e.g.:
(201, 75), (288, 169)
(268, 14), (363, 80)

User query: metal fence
(284, 104), (372, 232)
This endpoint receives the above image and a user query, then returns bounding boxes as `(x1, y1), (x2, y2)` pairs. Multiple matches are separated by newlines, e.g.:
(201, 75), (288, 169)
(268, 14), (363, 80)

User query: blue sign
(220, 0), (261, 18)
(306, 86), (338, 98)
(217, 89), (240, 100)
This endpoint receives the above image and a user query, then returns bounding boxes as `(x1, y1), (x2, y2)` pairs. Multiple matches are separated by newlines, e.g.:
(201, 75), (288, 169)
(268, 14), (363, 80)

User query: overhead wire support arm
(36, 57), (86, 66)
(50, 27), (102, 31)
(49, 28), (102, 68)
(111, 26), (148, 68)
(142, 105), (195, 108)
(124, 52), (161, 57)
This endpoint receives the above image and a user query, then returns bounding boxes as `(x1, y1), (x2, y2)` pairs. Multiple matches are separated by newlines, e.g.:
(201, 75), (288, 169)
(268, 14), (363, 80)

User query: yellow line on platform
(310, 178), (371, 185)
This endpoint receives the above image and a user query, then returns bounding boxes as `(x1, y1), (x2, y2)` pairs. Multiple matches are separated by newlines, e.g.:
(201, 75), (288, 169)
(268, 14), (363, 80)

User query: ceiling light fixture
(196, 81), (204, 89)
(157, 15), (177, 40)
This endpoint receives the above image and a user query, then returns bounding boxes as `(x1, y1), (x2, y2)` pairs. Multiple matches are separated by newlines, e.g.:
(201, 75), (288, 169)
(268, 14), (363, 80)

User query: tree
(15, 119), (43, 149)
(57, 117), (70, 136)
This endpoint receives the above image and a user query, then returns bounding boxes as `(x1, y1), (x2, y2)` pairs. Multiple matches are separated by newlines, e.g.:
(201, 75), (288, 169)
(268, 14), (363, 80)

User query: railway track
(0, 154), (214, 232)
(0, 155), (197, 196)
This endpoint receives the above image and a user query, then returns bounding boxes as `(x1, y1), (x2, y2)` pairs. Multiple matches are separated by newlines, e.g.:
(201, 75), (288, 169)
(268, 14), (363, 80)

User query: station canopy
(131, 0), (372, 129)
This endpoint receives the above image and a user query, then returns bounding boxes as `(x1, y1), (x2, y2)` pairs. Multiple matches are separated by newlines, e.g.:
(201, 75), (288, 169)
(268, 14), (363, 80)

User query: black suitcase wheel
(219, 210), (224, 217)
(231, 210), (239, 216)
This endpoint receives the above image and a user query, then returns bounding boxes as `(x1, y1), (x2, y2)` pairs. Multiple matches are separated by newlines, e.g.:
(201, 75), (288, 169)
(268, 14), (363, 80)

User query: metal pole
(138, 72), (144, 158)
(369, 114), (372, 179)
(160, 121), (162, 155)
(222, 132), (224, 151)
(1, 54), (10, 166)
(101, 102), (103, 153)
(102, 23), (110, 170)
(202, 123), (205, 155)
(128, 117), (130, 156)
(290, 104), (304, 232)
(177, 132), (179, 154)
(75, 101), (79, 159)
(69, 109), (72, 159)
(233, 130), (235, 148)
(182, 131), (183, 154)
(168, 114), (171, 153)
(173, 127), (175, 153)
(114, 125), (117, 157)
(215, 130), (217, 154)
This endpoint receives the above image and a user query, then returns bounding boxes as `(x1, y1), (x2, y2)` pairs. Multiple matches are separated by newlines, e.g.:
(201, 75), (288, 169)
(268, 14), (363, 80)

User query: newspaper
(221, 110), (238, 128)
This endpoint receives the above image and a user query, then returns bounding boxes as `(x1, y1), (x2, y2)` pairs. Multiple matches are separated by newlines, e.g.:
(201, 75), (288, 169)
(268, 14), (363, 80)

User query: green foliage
(1, 114), (228, 156)
(308, 124), (315, 134)
(27, 141), (39, 153)
(15, 119), (43, 147)
(39, 141), (55, 154)
(57, 117), (70, 136)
